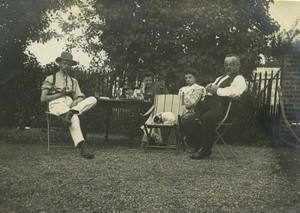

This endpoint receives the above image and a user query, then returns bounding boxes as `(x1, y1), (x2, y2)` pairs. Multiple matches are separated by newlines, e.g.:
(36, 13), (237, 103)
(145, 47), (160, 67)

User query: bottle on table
(133, 77), (143, 99)
(115, 77), (122, 99)
(122, 77), (130, 98)
(111, 79), (115, 98)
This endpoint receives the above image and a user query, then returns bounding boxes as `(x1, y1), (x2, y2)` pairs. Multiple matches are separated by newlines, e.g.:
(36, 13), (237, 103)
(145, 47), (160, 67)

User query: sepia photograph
(1, 0), (300, 212)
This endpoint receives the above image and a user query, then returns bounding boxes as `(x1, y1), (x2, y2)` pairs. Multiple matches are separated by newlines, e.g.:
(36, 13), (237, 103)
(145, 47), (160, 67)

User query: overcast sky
(28, 0), (300, 67)
(270, 0), (300, 29)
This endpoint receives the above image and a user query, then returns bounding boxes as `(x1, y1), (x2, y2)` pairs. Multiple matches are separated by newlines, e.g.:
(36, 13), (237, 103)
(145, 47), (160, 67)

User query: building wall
(280, 53), (300, 144)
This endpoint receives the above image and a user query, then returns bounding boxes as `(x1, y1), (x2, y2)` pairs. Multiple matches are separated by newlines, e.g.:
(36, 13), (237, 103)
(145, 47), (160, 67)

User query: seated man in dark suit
(181, 54), (247, 159)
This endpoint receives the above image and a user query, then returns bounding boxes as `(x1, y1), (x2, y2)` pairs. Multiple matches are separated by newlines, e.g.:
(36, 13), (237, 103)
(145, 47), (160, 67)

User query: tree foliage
(0, 0), (80, 126)
(0, 0), (80, 85)
(268, 19), (300, 57)
(89, 0), (279, 89)
(0, 0), (281, 127)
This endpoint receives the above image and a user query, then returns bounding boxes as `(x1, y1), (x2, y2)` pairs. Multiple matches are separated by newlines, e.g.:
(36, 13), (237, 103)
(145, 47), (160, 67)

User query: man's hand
(182, 111), (194, 119)
(70, 97), (84, 107)
(60, 87), (72, 97)
(206, 84), (219, 95)
(205, 83), (212, 91)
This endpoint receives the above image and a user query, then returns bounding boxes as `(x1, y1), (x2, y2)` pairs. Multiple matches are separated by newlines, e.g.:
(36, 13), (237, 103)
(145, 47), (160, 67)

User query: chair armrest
(142, 105), (154, 117)
(218, 99), (233, 125)
(45, 111), (58, 116)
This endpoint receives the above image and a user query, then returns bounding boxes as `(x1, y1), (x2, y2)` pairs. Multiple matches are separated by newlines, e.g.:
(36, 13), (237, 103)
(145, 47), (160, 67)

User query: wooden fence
(0, 68), (283, 138)
(83, 69), (283, 136)
(246, 69), (282, 136)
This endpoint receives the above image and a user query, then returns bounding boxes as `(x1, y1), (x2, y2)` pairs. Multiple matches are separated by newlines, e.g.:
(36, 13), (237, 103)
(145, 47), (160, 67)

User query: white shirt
(212, 74), (247, 98)
(179, 83), (205, 113)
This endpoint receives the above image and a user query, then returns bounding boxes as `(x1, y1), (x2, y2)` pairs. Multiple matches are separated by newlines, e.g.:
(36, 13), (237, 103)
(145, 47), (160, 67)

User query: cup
(135, 89), (144, 100)
(94, 91), (100, 98)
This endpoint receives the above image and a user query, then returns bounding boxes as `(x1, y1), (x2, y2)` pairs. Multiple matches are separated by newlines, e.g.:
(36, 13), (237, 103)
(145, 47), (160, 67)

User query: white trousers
(49, 96), (97, 147)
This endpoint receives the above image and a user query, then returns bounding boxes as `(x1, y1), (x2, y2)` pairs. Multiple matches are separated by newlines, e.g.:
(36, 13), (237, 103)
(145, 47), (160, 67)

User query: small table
(97, 98), (153, 148)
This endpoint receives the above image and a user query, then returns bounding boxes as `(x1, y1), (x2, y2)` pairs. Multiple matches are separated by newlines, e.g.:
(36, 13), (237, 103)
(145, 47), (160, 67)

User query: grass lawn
(1, 129), (300, 212)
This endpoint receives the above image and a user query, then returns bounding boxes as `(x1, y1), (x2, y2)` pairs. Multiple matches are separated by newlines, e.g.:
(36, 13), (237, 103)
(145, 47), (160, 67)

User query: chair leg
(47, 113), (74, 150)
(144, 138), (149, 153)
(144, 125), (152, 153)
(143, 126), (182, 153)
(219, 135), (237, 159)
(214, 129), (237, 161)
(176, 129), (185, 153)
(175, 130), (180, 154)
(179, 132), (187, 152)
(47, 114), (50, 152)
(214, 138), (227, 162)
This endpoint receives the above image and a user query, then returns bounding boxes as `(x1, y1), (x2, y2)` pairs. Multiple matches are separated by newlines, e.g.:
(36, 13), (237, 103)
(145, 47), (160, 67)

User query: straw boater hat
(55, 52), (78, 66)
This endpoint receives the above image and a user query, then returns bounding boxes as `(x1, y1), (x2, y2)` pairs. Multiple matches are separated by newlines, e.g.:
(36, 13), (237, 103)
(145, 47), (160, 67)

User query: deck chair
(45, 110), (73, 151)
(276, 86), (300, 147)
(142, 94), (184, 152)
(212, 99), (237, 161)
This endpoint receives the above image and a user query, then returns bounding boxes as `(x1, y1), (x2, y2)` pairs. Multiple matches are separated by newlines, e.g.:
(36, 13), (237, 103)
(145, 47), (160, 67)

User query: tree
(0, 0), (82, 85)
(268, 19), (300, 58)
(88, 0), (279, 90)
(0, 0), (79, 126)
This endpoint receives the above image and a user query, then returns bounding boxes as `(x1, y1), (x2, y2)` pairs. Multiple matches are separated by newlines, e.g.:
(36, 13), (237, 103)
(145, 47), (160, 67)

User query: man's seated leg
(59, 96), (97, 127)
(70, 114), (94, 159)
(190, 109), (224, 159)
(71, 96), (97, 115)
(76, 140), (95, 159)
(47, 97), (75, 126)
(60, 109), (79, 126)
(181, 119), (202, 153)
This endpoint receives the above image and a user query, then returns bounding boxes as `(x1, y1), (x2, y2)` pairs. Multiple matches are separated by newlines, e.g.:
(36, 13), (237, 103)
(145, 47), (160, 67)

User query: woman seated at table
(179, 68), (206, 118)
(140, 72), (169, 147)
(134, 71), (169, 101)
(141, 69), (205, 147)
(179, 68), (206, 151)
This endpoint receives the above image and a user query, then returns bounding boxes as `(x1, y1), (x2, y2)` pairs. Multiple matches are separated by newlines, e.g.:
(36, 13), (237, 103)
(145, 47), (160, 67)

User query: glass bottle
(122, 77), (130, 98)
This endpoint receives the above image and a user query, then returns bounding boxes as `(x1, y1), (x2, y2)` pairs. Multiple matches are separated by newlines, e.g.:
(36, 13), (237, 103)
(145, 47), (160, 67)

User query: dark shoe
(186, 147), (199, 153)
(60, 110), (79, 127)
(141, 141), (146, 148)
(65, 109), (79, 123)
(59, 112), (71, 127)
(190, 148), (212, 160)
(59, 111), (73, 127)
(77, 141), (95, 159)
(65, 111), (74, 123)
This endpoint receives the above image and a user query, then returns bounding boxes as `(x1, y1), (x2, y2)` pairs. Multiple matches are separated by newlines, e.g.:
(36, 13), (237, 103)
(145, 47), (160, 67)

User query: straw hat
(55, 52), (77, 66)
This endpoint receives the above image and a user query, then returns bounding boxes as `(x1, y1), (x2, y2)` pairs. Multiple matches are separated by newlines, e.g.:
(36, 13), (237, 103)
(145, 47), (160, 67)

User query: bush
(228, 89), (269, 146)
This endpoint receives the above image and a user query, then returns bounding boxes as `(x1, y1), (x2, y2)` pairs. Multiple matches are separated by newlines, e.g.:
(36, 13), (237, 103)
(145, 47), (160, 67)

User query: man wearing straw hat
(41, 52), (97, 159)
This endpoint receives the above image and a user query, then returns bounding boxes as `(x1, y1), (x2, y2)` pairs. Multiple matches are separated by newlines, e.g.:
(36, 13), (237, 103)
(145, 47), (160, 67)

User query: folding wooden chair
(275, 86), (300, 147)
(212, 99), (238, 161)
(45, 110), (73, 151)
(44, 107), (89, 151)
(142, 94), (184, 152)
